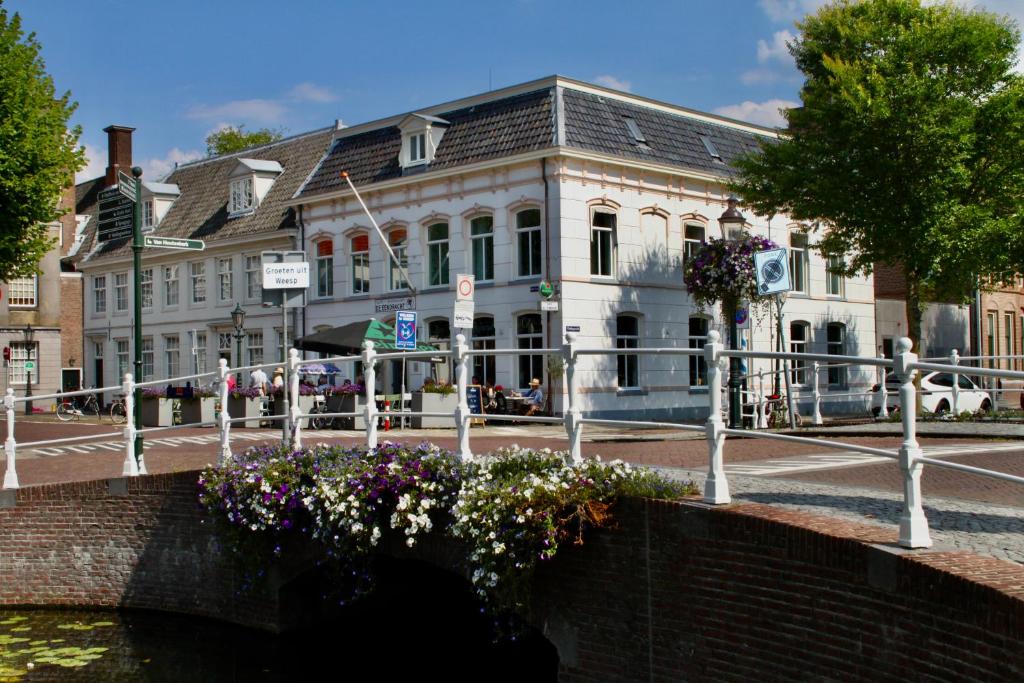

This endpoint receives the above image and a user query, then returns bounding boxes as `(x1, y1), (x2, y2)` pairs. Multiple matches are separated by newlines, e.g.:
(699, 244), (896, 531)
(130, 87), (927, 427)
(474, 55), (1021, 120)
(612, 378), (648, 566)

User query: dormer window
(227, 158), (283, 217)
(398, 113), (450, 170)
(230, 177), (254, 213)
(409, 133), (426, 163)
(140, 181), (180, 231)
(143, 200), (154, 229)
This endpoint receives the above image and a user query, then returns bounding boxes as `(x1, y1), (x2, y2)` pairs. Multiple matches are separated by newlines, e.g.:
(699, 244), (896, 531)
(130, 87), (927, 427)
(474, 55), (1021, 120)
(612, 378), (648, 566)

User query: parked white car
(871, 371), (992, 416)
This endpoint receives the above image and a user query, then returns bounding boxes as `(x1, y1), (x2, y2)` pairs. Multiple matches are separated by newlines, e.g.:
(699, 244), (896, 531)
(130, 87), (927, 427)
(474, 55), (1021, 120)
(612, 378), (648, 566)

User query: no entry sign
(456, 273), (475, 301)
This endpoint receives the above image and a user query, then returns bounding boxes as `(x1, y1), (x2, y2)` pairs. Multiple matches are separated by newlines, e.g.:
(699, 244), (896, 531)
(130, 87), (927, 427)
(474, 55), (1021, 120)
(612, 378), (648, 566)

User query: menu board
(466, 385), (483, 415)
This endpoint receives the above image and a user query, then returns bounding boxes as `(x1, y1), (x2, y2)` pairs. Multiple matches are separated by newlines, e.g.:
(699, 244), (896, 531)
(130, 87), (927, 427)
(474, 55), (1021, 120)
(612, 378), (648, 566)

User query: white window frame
(470, 216), (494, 283)
(388, 230), (409, 291)
(826, 256), (845, 297)
(229, 177), (254, 214)
(790, 321), (810, 385)
(7, 342), (38, 385)
(591, 210), (616, 277)
(164, 265), (179, 307)
(193, 331), (207, 374)
(7, 276), (37, 308)
(471, 316), (496, 387)
(143, 200), (155, 229)
(142, 337), (154, 379)
(190, 261), (206, 304)
(789, 231), (809, 294)
(218, 332), (234, 363)
(114, 272), (128, 312)
(93, 275), (107, 314)
(116, 339), (129, 378)
(515, 209), (542, 278)
(316, 239), (334, 298)
(247, 330), (264, 366)
(1004, 311), (1015, 372)
(427, 223), (450, 287)
(245, 255), (261, 300)
(351, 234), (370, 295)
(218, 257), (233, 302)
(516, 313), (544, 389)
(688, 316), (709, 387)
(616, 314), (640, 389)
(141, 268), (153, 310)
(683, 224), (706, 265)
(408, 133), (427, 164)
(165, 334), (180, 378)
(826, 323), (847, 388)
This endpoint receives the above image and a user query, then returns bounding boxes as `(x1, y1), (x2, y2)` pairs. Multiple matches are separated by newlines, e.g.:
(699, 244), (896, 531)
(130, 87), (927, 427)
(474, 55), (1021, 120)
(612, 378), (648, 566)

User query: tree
(0, 3), (83, 280)
(730, 0), (1024, 352)
(205, 125), (284, 156)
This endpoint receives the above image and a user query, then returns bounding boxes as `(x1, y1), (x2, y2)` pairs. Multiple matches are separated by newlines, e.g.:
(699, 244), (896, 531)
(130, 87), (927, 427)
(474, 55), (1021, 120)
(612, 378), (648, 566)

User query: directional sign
(143, 236), (205, 251)
(97, 187), (134, 242)
(753, 248), (792, 295)
(395, 311), (417, 350)
(456, 273), (475, 302)
(263, 262), (310, 290)
(118, 171), (138, 202)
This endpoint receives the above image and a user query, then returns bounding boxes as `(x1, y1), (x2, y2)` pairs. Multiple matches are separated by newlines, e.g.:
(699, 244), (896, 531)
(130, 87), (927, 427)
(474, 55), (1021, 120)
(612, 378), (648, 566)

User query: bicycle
(56, 391), (128, 424)
(307, 395), (333, 430)
(765, 394), (804, 429)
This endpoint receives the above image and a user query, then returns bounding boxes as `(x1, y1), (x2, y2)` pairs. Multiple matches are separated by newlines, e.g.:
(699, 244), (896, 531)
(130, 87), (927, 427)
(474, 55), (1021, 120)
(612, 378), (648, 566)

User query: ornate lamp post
(22, 324), (33, 416)
(231, 303), (246, 384)
(718, 197), (747, 429)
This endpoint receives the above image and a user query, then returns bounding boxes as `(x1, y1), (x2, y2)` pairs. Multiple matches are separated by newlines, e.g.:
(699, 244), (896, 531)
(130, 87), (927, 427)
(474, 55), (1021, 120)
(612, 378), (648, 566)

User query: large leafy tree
(0, 2), (83, 280)
(731, 0), (1024, 352)
(205, 125), (284, 156)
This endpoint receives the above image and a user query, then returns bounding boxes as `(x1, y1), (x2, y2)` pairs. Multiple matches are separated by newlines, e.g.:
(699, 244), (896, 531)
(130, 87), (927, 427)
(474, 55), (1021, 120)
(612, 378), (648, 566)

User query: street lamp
(22, 324), (33, 416)
(231, 303), (246, 384)
(719, 197), (747, 429)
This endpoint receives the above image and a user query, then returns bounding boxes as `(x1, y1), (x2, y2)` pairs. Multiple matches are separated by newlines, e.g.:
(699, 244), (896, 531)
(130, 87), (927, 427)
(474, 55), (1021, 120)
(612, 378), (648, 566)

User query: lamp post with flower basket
(683, 199), (778, 429)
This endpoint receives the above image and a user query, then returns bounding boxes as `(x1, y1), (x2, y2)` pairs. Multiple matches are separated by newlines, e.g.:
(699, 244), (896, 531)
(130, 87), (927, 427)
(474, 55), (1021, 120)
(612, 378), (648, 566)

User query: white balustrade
(4, 388), (18, 489)
(895, 338), (931, 548)
(122, 373), (139, 477)
(703, 331), (729, 504)
(362, 341), (378, 449)
(563, 333), (582, 463)
(454, 334), (472, 461)
(217, 358), (231, 466)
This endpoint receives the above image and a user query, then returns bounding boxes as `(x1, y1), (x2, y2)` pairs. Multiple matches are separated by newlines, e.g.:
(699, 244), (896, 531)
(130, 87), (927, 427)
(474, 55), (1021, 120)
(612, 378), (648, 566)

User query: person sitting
(182, 381), (194, 400)
(484, 382), (497, 411)
(522, 378), (544, 416)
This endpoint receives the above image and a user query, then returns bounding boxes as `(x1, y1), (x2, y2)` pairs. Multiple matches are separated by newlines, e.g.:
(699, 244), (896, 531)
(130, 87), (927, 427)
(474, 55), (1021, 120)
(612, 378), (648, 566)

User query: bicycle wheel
(110, 401), (127, 424)
(56, 401), (74, 422)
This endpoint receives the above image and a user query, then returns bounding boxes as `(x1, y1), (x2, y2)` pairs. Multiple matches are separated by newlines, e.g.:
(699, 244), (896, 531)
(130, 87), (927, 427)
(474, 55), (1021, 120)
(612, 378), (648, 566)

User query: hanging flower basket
(683, 235), (780, 313)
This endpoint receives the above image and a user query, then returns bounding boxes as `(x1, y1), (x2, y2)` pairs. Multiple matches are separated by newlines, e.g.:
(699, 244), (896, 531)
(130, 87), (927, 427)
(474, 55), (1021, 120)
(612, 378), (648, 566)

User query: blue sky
(7, 0), (1022, 183)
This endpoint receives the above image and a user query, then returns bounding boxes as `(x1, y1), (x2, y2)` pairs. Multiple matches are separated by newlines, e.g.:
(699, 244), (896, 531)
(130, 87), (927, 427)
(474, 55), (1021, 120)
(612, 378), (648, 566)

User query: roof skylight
(623, 116), (647, 144)
(699, 135), (723, 161)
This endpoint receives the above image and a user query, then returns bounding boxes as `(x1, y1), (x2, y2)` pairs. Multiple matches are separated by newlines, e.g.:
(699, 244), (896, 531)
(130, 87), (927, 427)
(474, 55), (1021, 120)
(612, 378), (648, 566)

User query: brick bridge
(1, 472), (1022, 681)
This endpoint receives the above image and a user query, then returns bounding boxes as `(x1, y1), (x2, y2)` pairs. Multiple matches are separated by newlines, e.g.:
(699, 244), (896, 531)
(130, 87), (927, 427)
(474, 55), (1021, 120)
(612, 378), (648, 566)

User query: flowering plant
(420, 381), (455, 396)
(230, 386), (263, 400)
(140, 387), (166, 399)
(334, 383), (365, 396)
(683, 235), (779, 311)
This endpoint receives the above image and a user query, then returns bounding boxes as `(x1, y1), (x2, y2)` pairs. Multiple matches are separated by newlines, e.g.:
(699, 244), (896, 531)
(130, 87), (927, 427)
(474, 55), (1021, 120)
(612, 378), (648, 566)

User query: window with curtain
(616, 315), (639, 388)
(218, 258), (233, 301)
(683, 224), (705, 264)
(826, 256), (845, 297)
(190, 261), (206, 304)
(517, 314), (544, 389)
(247, 330), (264, 366)
(516, 209), (542, 277)
(164, 265), (179, 307)
(245, 255), (261, 299)
(790, 321), (809, 385)
(471, 216), (494, 282)
(114, 273), (128, 312)
(427, 223), (450, 287)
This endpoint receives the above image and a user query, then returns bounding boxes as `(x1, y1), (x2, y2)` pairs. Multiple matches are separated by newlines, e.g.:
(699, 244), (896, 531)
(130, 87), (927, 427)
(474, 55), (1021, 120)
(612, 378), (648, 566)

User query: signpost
(117, 170), (138, 201)
(97, 187), (134, 242)
(454, 273), (475, 330)
(261, 251), (307, 444)
(143, 236), (205, 251)
(395, 311), (418, 351)
(753, 248), (796, 429)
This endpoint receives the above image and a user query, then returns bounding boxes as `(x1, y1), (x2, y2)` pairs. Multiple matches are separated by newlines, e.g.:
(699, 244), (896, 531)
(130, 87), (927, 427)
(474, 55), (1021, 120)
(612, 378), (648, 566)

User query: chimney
(103, 125), (135, 186)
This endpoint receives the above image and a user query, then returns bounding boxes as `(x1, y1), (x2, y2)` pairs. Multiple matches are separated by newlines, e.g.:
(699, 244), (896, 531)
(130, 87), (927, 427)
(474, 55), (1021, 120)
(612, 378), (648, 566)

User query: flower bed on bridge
(198, 442), (695, 624)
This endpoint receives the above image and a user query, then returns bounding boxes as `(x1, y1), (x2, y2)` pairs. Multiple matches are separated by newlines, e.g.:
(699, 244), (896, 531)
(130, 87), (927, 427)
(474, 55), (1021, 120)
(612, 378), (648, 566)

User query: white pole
(895, 337), (931, 548)
(341, 172), (416, 295)
(121, 373), (139, 477)
(217, 358), (231, 466)
(950, 349), (960, 415)
(563, 332), (582, 462)
(289, 348), (302, 450)
(281, 305), (291, 446)
(454, 333), (472, 461)
(812, 361), (823, 426)
(363, 341), (378, 449)
(703, 330), (729, 504)
(3, 388), (18, 489)
(877, 358), (889, 419)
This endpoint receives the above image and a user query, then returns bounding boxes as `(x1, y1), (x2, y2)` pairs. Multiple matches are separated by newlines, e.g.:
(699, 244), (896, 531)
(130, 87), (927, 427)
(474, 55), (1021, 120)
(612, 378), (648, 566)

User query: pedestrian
(250, 366), (269, 396)
(272, 368), (285, 390)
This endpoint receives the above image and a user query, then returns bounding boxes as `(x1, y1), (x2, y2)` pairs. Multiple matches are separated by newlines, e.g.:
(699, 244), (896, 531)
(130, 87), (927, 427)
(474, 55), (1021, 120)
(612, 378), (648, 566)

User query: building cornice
(78, 230), (297, 271)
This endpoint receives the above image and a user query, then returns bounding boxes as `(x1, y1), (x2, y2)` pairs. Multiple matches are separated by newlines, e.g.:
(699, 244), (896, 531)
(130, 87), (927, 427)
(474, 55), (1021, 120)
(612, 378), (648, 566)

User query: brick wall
(59, 274), (83, 370)
(1, 474), (1022, 680)
(874, 262), (907, 299)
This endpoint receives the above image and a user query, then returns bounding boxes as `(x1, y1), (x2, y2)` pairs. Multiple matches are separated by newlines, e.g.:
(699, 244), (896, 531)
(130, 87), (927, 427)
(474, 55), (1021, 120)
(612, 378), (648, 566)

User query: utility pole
(131, 166), (144, 460)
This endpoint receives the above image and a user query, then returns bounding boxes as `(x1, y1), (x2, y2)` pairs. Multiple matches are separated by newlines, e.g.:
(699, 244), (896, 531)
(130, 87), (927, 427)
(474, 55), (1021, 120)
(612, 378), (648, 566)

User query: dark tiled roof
(561, 89), (772, 176)
(76, 128), (333, 263)
(299, 88), (555, 197)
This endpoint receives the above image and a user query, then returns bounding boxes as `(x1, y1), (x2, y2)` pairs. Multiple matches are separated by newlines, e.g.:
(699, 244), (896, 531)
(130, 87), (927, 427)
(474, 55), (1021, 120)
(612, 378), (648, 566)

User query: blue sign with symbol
(395, 311), (417, 350)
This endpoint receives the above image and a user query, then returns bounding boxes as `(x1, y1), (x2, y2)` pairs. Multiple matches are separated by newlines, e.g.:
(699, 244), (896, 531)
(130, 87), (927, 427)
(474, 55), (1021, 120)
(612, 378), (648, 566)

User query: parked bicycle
(56, 391), (128, 424)
(766, 394), (804, 429)
(307, 395), (333, 430)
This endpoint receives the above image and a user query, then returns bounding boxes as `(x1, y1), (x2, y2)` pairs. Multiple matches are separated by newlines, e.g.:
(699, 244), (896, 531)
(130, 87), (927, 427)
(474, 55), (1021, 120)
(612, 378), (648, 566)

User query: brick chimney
(103, 125), (135, 186)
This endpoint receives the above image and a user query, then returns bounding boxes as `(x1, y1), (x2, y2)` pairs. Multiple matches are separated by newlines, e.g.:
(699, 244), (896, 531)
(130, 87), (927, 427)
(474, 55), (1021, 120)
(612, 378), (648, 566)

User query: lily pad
(90, 621), (114, 627)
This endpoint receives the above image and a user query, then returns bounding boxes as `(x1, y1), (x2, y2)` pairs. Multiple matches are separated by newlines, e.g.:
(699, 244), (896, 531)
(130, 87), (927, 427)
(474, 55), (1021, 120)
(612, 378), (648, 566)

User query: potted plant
(333, 382), (367, 430)
(411, 380), (457, 428)
(227, 386), (265, 429)
(179, 386), (219, 425)
(139, 387), (174, 427)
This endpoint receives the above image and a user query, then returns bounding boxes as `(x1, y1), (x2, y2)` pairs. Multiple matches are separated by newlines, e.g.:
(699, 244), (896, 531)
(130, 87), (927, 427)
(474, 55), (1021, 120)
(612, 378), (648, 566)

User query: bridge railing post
(703, 331), (729, 504)
(877, 357), (889, 419)
(756, 374), (767, 429)
(289, 348), (302, 450)
(4, 388), (18, 489)
(363, 342), (378, 450)
(122, 373), (139, 477)
(454, 333), (472, 461)
(562, 333), (582, 462)
(217, 358), (231, 466)
(812, 361), (823, 425)
(950, 349), (960, 415)
(895, 337), (931, 548)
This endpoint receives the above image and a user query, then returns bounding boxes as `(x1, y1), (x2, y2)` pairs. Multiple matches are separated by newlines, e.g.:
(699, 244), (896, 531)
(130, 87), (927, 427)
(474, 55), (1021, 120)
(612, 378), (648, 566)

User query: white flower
(406, 537), (415, 548)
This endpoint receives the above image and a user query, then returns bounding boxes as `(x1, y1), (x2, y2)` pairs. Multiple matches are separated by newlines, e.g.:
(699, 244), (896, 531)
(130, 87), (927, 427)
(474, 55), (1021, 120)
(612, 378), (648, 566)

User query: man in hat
(523, 378), (544, 416)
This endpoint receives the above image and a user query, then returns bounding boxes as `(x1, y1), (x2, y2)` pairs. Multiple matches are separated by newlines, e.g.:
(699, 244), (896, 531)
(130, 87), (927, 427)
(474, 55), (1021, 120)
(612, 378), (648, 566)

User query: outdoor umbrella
(294, 319), (438, 355)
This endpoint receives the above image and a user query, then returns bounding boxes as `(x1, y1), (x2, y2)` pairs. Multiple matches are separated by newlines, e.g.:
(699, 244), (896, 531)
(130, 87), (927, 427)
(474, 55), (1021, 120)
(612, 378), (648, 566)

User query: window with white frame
(409, 133), (426, 163)
(986, 311), (997, 368)
(351, 234), (370, 294)
(790, 321), (810, 385)
(218, 258), (233, 301)
(229, 177), (254, 213)
(428, 319), (452, 383)
(245, 255), (261, 299)
(93, 275), (107, 314)
(1004, 311), (1015, 371)
(517, 314), (544, 389)
(683, 224), (706, 264)
(141, 268), (153, 309)
(826, 256), (845, 297)
(7, 277), (37, 308)
(193, 331), (207, 374)
(427, 223), (450, 287)
(688, 316), (709, 387)
(247, 330), (264, 366)
(471, 316), (496, 387)
(190, 261), (206, 304)
(164, 265), (179, 307)
(591, 211), (616, 277)
(616, 315), (640, 388)
(470, 216), (494, 282)
(143, 200), (154, 229)
(316, 240), (334, 297)
(516, 209), (542, 278)
(8, 343), (37, 385)
(789, 231), (809, 293)
(116, 339), (129, 378)
(165, 334), (180, 378)
(114, 273), (128, 312)
(142, 337), (154, 379)
(218, 332), (233, 363)
(388, 230), (409, 291)
(826, 323), (846, 387)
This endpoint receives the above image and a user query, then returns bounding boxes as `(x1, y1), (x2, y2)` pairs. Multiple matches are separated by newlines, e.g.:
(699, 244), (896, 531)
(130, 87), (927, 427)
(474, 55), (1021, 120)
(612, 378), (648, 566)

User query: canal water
(0, 558), (558, 681)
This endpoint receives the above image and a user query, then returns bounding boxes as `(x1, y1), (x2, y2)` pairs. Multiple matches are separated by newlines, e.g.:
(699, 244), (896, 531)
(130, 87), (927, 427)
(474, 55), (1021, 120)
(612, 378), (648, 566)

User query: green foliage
(0, 3), (83, 280)
(205, 125), (284, 156)
(730, 0), (1024, 347)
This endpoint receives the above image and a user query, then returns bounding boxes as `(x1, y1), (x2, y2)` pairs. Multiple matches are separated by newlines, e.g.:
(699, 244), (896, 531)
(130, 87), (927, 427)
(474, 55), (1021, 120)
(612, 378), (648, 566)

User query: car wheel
(934, 400), (950, 416)
(981, 399), (992, 412)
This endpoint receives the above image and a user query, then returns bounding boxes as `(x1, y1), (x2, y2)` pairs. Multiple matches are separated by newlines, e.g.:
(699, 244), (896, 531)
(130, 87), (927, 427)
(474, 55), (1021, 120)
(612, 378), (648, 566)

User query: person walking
(250, 367), (269, 396)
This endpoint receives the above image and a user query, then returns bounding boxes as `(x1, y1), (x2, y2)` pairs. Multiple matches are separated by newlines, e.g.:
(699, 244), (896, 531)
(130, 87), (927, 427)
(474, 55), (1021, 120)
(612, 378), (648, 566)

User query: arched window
(470, 216), (494, 282)
(688, 316), (709, 386)
(388, 229), (409, 291)
(316, 239), (333, 298)
(517, 314), (544, 388)
(350, 234), (370, 295)
(591, 210), (616, 277)
(827, 322), (846, 387)
(516, 208), (542, 277)
(427, 222), (450, 287)
(790, 321), (810, 385)
(471, 316), (496, 386)
(616, 315), (640, 388)
(789, 230), (809, 293)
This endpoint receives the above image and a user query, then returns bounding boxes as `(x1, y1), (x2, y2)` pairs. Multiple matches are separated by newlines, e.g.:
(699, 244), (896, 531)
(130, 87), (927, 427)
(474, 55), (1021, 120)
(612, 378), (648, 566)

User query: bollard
(454, 333), (472, 461)
(895, 337), (931, 548)
(363, 341), (378, 449)
(289, 349), (302, 450)
(703, 331), (729, 504)
(217, 358), (231, 466)
(950, 349), (960, 416)
(812, 361), (823, 425)
(3, 388), (18, 489)
(121, 373), (139, 477)
(562, 333), (582, 462)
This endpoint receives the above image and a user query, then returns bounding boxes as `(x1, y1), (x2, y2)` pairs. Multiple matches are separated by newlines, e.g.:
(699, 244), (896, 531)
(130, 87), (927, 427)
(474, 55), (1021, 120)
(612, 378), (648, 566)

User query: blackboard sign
(466, 385), (483, 415)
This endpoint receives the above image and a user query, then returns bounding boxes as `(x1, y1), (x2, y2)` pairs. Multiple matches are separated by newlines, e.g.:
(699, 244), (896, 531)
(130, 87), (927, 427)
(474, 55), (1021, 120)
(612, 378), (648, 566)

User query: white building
(288, 76), (877, 419)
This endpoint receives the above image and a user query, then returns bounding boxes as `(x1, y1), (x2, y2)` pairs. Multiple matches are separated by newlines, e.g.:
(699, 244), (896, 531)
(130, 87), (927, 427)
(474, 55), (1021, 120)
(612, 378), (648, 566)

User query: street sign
(261, 251), (307, 308)
(263, 262), (310, 289)
(539, 280), (554, 299)
(456, 273), (475, 302)
(118, 171), (138, 202)
(97, 187), (134, 242)
(565, 325), (581, 333)
(143, 236), (205, 251)
(374, 297), (416, 314)
(453, 300), (475, 329)
(24, 361), (34, 371)
(395, 311), (418, 350)
(540, 300), (559, 311)
(754, 248), (792, 295)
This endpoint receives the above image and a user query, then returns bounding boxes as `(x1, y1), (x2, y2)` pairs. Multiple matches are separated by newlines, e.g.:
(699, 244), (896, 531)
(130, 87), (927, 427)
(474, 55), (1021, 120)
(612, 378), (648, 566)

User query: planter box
(180, 397), (218, 426)
(141, 398), (174, 427)
(411, 392), (457, 428)
(330, 394), (366, 430)
(298, 395), (315, 429)
(228, 395), (264, 429)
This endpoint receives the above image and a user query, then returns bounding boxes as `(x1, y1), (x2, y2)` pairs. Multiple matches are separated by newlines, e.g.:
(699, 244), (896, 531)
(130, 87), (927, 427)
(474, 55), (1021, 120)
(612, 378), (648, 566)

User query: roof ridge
(170, 126), (334, 173)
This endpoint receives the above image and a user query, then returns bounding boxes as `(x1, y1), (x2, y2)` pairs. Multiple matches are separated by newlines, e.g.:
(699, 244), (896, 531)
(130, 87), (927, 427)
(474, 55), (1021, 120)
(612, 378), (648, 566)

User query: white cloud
(186, 99), (288, 125)
(593, 75), (632, 92)
(758, 0), (827, 23)
(758, 29), (796, 63)
(287, 82), (338, 103)
(142, 147), (204, 182)
(76, 143), (107, 184)
(714, 99), (798, 128)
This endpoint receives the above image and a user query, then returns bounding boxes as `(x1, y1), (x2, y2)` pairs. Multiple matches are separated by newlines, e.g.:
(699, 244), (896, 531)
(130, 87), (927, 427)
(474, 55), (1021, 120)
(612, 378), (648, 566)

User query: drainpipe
(297, 204), (307, 341)
(542, 157), (553, 413)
